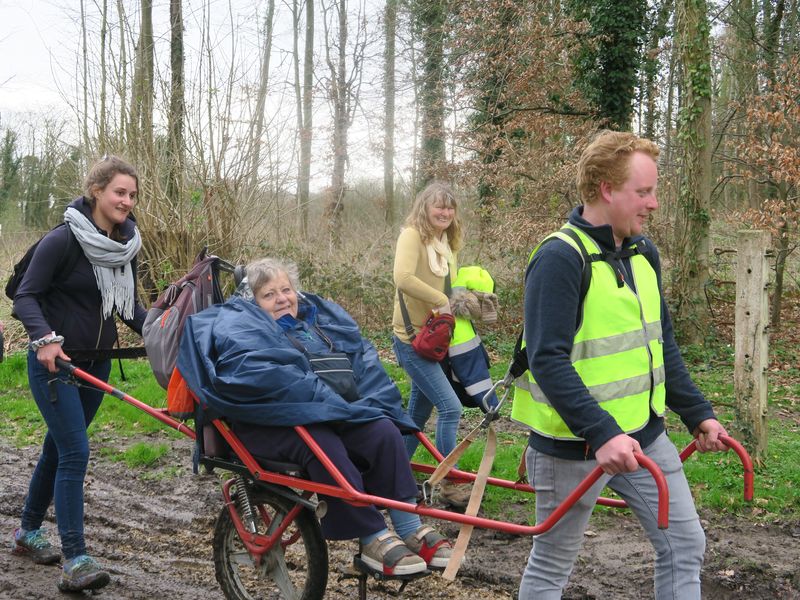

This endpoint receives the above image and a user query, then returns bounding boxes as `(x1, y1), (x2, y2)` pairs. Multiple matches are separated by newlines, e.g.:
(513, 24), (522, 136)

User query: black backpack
(5, 224), (82, 318)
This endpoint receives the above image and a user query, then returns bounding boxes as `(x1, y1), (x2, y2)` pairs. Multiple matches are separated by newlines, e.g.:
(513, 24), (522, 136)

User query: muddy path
(1, 434), (798, 600)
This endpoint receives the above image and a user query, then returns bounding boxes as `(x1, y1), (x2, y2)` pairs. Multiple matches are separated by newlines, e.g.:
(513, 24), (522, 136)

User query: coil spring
(234, 474), (257, 534)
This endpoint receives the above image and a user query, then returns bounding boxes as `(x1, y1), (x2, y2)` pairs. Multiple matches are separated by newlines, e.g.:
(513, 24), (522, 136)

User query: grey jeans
(518, 432), (705, 600)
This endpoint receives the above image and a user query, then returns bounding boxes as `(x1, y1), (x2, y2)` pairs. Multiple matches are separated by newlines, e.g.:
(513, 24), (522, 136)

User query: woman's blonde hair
(246, 257), (301, 295)
(403, 181), (463, 251)
(576, 131), (660, 205)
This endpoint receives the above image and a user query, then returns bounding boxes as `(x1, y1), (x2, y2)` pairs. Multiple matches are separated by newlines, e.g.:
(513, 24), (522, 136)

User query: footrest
(351, 554), (431, 582)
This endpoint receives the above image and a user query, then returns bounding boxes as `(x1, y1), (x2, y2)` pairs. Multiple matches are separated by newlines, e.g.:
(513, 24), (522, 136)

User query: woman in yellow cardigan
(392, 181), (470, 508)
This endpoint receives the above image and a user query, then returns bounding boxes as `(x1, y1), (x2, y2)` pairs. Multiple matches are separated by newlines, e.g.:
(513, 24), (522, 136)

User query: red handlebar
(54, 357), (196, 440)
(679, 434), (754, 501)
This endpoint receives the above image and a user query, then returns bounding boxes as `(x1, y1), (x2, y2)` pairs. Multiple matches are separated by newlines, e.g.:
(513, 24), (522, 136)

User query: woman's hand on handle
(36, 343), (70, 373)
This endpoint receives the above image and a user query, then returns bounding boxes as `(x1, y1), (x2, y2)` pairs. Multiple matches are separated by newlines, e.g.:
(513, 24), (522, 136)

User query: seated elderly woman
(177, 257), (452, 576)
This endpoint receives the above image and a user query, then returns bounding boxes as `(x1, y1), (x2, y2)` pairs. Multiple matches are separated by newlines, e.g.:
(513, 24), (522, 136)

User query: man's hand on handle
(693, 419), (730, 453)
(595, 434), (642, 475)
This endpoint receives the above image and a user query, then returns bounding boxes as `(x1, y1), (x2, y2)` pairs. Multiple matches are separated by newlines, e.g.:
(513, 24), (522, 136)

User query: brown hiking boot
(440, 480), (472, 509)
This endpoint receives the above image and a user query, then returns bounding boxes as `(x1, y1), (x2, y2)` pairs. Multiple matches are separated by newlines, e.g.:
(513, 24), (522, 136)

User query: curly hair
(403, 181), (463, 251)
(576, 131), (660, 204)
(246, 257), (301, 295)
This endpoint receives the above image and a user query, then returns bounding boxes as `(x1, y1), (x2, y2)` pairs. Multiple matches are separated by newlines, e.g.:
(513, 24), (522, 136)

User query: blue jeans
(392, 336), (462, 459)
(518, 432), (705, 600)
(21, 352), (110, 559)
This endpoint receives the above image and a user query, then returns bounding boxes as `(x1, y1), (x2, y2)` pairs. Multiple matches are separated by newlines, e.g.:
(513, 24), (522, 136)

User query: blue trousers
(233, 418), (419, 540)
(518, 432), (706, 599)
(21, 352), (111, 559)
(392, 336), (462, 459)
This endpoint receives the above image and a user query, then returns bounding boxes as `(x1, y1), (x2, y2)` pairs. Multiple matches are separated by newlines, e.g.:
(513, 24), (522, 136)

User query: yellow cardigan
(392, 227), (456, 342)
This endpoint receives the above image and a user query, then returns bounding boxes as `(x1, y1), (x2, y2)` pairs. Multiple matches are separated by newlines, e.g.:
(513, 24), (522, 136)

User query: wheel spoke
(213, 488), (328, 600)
(267, 547), (300, 599)
(229, 550), (255, 567)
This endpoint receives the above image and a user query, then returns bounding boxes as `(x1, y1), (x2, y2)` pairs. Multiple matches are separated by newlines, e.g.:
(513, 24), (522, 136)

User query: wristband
(30, 332), (65, 351)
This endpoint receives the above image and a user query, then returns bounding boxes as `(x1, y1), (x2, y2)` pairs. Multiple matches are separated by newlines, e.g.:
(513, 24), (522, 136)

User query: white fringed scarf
(63, 207), (142, 319)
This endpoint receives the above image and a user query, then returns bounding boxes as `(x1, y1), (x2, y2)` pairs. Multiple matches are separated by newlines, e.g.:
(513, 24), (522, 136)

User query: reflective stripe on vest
(450, 266), (494, 352)
(512, 225), (666, 440)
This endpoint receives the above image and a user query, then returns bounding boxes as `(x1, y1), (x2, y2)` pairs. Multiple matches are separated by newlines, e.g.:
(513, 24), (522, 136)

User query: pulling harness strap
(442, 424), (496, 581)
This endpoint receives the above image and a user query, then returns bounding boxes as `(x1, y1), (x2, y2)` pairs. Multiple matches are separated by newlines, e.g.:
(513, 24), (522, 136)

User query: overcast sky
(0, 0), (417, 192)
(0, 1), (75, 114)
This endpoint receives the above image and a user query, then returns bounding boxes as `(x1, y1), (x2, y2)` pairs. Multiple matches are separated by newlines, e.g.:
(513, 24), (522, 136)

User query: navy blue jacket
(524, 207), (717, 460)
(177, 294), (418, 432)
(13, 197), (146, 352)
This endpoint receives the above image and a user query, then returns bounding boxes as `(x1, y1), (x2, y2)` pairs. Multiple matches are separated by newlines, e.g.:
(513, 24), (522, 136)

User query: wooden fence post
(734, 230), (770, 462)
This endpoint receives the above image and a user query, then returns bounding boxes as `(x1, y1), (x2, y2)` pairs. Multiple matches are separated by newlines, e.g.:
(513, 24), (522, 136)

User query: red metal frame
(56, 359), (753, 555)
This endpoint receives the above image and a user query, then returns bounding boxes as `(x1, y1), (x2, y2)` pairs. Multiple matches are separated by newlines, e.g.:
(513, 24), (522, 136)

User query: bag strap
(284, 325), (335, 355)
(397, 270), (452, 341)
(508, 227), (602, 380)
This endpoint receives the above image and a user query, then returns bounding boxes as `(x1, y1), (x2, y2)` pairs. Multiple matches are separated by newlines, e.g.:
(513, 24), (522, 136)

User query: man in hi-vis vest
(513, 131), (729, 600)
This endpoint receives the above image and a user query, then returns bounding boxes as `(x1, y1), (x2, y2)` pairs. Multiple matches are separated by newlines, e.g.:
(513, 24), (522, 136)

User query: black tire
(213, 486), (328, 600)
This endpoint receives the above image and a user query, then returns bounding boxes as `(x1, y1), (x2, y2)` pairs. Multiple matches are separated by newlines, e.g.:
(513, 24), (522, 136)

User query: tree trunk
(250, 0), (276, 191)
(762, 0), (785, 89)
(324, 0), (350, 246)
(117, 0), (128, 145)
(297, 0), (314, 238)
(672, 0), (713, 343)
(643, 0), (674, 139)
(413, 0), (447, 188)
(80, 0), (91, 152)
(770, 188), (791, 328)
(166, 0), (185, 209)
(99, 0), (108, 154)
(130, 0), (154, 167)
(383, 0), (397, 226)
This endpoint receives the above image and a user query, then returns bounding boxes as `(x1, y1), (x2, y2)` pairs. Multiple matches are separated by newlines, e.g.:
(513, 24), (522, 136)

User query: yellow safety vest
(450, 266), (493, 350)
(449, 266), (494, 398)
(511, 225), (666, 440)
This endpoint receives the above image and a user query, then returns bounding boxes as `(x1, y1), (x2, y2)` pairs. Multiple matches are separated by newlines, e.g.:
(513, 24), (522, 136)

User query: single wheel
(213, 486), (328, 600)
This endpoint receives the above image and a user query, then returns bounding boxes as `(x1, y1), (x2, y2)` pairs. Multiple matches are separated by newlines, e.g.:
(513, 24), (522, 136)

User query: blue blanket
(177, 294), (417, 432)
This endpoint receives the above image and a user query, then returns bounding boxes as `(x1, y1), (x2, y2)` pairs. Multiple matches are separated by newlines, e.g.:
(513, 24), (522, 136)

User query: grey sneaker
(58, 554), (110, 592)
(11, 528), (61, 565)
(403, 525), (453, 569)
(360, 532), (427, 576)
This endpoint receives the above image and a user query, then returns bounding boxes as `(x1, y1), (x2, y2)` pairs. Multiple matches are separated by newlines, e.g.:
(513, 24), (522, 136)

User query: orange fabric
(166, 368), (195, 419)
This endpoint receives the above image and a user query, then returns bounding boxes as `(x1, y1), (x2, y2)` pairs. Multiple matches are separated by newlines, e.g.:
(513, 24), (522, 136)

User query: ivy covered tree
(410, 0), (449, 187)
(568, 0), (648, 130)
(671, 0), (713, 342)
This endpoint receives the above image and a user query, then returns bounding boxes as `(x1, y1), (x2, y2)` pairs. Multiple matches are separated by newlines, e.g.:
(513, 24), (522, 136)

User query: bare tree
(383, 0), (397, 226)
(249, 0), (276, 191)
(129, 0), (155, 167)
(98, 0), (109, 155)
(294, 0), (314, 238)
(166, 0), (185, 208)
(80, 0), (91, 152)
(321, 0), (366, 246)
